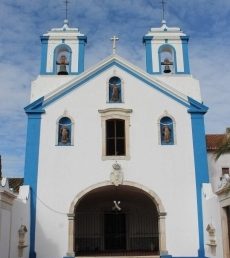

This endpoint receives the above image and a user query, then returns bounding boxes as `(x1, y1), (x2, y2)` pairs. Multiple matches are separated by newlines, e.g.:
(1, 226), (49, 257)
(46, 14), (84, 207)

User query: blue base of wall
(29, 251), (36, 258)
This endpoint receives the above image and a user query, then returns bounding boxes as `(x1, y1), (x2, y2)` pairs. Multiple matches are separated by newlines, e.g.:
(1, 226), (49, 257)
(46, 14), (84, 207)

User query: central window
(106, 119), (125, 156)
(98, 108), (132, 160)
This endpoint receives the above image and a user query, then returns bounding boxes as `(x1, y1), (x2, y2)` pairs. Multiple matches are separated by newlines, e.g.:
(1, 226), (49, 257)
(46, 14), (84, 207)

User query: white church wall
(34, 66), (200, 257)
(10, 186), (30, 258)
(0, 208), (11, 258)
(0, 183), (16, 258)
(31, 75), (77, 102)
(155, 75), (202, 102)
(202, 183), (224, 258)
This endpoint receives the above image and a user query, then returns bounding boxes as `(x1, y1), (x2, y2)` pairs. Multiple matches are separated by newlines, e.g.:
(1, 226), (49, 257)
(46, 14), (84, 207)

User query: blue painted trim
(26, 59), (194, 113)
(181, 36), (190, 74)
(24, 112), (42, 258)
(40, 36), (49, 75)
(24, 97), (45, 114)
(53, 44), (72, 75)
(143, 36), (153, 74)
(189, 108), (209, 258)
(41, 60), (190, 109)
(78, 36), (87, 74)
(158, 44), (178, 74)
(188, 97), (208, 114)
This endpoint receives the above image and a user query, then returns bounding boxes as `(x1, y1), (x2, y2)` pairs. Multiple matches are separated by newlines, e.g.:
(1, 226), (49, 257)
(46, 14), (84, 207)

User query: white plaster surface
(202, 183), (224, 258)
(34, 64), (200, 258)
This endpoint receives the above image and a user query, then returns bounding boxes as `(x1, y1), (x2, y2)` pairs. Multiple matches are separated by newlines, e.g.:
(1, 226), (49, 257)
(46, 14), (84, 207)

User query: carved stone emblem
(110, 162), (123, 186)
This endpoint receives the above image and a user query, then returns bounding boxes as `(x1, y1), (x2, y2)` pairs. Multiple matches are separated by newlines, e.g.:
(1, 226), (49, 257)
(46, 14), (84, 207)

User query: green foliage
(215, 136), (230, 160)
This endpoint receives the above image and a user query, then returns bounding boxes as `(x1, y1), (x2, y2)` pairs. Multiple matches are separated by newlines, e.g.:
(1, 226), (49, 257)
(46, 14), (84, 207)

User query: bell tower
(143, 20), (190, 75)
(40, 19), (87, 75)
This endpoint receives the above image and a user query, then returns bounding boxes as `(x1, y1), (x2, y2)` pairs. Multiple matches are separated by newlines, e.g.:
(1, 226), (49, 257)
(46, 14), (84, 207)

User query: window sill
(102, 155), (130, 161)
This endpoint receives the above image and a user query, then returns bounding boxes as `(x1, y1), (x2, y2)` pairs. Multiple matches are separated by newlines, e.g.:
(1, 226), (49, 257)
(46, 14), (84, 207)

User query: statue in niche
(56, 55), (69, 75)
(162, 125), (171, 143)
(110, 83), (120, 102)
(60, 126), (69, 144)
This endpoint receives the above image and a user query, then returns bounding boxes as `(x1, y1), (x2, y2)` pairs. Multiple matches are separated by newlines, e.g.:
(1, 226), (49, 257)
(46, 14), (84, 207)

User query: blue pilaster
(40, 36), (49, 75)
(78, 35), (87, 74)
(188, 98), (209, 258)
(24, 98), (45, 258)
(143, 36), (153, 74)
(181, 36), (190, 74)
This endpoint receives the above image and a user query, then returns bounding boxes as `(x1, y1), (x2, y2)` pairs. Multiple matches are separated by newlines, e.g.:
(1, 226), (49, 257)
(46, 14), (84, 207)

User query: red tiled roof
(206, 134), (225, 151)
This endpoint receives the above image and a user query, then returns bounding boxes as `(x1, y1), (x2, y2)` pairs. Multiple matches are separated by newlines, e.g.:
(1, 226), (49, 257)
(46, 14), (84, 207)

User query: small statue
(60, 126), (69, 144)
(162, 125), (171, 143)
(56, 55), (69, 75)
(110, 83), (119, 101)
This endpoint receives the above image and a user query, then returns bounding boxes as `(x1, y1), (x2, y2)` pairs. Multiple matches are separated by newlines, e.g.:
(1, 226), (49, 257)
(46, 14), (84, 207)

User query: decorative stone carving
(18, 225), (28, 257)
(110, 162), (123, 186)
(206, 224), (216, 247)
(218, 174), (230, 191)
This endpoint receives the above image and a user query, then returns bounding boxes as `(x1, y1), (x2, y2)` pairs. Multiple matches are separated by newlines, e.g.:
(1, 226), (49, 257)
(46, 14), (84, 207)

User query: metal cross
(161, 0), (166, 21)
(64, 0), (69, 20)
(110, 36), (119, 54)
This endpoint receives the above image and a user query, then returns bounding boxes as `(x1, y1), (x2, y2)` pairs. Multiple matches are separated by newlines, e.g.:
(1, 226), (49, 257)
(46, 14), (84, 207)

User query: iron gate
(75, 211), (159, 256)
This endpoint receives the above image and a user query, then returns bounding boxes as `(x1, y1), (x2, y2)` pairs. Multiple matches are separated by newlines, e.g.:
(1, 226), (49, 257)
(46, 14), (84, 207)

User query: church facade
(23, 19), (215, 258)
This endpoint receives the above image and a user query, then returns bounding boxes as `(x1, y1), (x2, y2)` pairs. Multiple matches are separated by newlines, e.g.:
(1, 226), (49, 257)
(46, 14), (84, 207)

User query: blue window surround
(53, 44), (72, 75)
(160, 116), (174, 145)
(58, 117), (72, 145)
(143, 36), (190, 75)
(40, 35), (87, 75)
(109, 76), (122, 103)
(24, 97), (45, 258)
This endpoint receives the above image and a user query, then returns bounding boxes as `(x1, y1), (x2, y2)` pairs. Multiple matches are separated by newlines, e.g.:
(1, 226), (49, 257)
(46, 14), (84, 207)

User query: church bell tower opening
(74, 185), (160, 256)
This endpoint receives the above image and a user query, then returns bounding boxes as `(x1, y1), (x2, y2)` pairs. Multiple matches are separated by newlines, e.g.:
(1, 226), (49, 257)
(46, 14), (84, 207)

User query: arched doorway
(68, 182), (167, 257)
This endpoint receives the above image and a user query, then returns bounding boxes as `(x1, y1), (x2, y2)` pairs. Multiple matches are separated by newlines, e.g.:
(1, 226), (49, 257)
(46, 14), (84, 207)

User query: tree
(215, 130), (230, 160)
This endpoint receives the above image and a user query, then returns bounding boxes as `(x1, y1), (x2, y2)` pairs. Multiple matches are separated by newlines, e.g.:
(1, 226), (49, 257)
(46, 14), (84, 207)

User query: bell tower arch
(40, 19), (87, 75)
(143, 20), (190, 75)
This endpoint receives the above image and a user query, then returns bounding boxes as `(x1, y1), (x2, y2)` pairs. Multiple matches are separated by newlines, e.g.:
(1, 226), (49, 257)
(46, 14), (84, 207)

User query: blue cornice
(142, 35), (153, 44)
(187, 97), (208, 114)
(24, 97), (45, 114)
(78, 35), (87, 44)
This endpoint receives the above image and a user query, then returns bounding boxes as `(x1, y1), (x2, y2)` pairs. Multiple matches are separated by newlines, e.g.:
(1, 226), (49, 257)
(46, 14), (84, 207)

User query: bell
(57, 55), (69, 75)
(164, 65), (171, 73)
(58, 65), (68, 75)
(161, 58), (173, 74)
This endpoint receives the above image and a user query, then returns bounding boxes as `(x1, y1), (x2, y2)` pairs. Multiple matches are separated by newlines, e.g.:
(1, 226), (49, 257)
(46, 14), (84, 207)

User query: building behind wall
(206, 129), (230, 258)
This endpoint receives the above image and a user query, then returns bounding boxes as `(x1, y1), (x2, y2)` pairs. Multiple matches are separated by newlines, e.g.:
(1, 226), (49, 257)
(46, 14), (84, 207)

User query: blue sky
(0, 0), (230, 177)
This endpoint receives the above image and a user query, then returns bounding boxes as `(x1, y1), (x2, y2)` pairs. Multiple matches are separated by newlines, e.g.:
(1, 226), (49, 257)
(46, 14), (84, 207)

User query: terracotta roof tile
(206, 134), (226, 151)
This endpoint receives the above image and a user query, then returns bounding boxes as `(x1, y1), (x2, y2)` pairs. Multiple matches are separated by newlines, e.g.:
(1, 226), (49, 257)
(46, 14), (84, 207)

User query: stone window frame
(98, 108), (132, 160)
